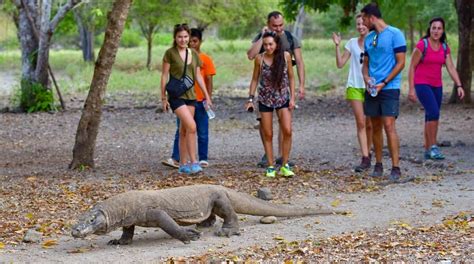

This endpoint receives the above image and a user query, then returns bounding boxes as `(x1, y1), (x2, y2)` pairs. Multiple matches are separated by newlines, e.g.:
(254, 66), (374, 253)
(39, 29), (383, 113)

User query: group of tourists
(160, 3), (465, 183)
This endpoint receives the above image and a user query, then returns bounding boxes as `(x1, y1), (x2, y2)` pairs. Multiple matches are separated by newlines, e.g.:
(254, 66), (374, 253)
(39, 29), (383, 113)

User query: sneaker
(389, 167), (401, 182)
(279, 164), (295, 177)
(190, 163), (203, 174)
(354, 156), (371, 172)
(265, 166), (276, 178)
(162, 158), (179, 169)
(178, 164), (191, 174)
(429, 145), (445, 160)
(424, 150), (431, 160)
(370, 162), (383, 177)
(199, 160), (209, 167)
(257, 154), (268, 168)
(275, 157), (296, 167)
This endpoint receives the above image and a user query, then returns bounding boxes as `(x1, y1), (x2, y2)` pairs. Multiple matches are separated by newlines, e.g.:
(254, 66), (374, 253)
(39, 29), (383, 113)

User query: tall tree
(130, 0), (178, 70)
(70, 0), (132, 169)
(449, 0), (472, 104)
(13, 0), (81, 111)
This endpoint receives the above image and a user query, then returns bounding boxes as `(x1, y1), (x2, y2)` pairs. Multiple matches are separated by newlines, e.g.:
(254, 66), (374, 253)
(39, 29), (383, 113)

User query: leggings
(415, 84), (442, 122)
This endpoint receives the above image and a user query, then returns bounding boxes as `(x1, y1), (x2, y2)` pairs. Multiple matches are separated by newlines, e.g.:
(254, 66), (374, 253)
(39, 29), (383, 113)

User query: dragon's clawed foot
(215, 227), (240, 237)
(107, 238), (132, 245)
(179, 228), (201, 244)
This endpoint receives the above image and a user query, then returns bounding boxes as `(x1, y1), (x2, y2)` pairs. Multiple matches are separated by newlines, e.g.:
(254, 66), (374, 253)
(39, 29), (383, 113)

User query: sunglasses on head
(174, 23), (188, 28)
(359, 52), (364, 64)
(372, 34), (378, 47)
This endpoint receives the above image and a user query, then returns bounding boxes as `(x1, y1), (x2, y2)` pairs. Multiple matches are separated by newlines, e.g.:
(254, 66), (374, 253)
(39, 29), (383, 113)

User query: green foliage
(20, 80), (56, 113)
(120, 29), (142, 48)
(153, 33), (173, 46)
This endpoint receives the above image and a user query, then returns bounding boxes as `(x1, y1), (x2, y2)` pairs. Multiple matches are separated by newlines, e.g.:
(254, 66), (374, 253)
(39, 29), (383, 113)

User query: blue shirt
(364, 26), (406, 90)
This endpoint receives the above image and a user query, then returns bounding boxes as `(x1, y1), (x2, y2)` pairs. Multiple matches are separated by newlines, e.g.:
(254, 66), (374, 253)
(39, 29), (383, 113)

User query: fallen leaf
(42, 239), (58, 248)
(331, 199), (341, 207)
(0, 242), (4, 249)
(68, 247), (90, 254)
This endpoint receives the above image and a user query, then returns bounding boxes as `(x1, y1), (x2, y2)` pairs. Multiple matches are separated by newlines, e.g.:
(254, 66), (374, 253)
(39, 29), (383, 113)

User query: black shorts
(364, 89), (400, 117)
(258, 100), (290, 113)
(169, 97), (196, 111)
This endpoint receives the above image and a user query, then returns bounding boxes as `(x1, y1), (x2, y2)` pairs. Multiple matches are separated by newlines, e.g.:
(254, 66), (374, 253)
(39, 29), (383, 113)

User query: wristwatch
(248, 95), (254, 102)
(382, 80), (388, 86)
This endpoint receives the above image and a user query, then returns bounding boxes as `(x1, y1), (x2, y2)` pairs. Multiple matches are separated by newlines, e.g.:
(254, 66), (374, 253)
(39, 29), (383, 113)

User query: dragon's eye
(89, 216), (96, 224)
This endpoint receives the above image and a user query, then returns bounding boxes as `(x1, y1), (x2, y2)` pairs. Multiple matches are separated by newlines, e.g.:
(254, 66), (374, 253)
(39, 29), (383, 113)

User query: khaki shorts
(346, 87), (366, 101)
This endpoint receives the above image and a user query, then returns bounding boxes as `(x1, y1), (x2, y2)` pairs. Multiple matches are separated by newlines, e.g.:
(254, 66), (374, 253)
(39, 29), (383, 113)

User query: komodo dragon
(71, 184), (342, 245)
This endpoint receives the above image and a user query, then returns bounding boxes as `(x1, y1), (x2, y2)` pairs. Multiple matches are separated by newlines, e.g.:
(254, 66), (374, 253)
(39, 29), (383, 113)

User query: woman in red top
(408, 17), (464, 160)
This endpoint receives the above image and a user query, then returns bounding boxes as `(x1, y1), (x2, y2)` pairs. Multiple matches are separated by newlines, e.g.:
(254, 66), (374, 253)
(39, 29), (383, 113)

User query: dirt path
(0, 94), (473, 262)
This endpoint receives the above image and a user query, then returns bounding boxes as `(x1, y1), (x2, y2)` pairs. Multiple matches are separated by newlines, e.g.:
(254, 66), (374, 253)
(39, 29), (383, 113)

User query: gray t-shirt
(252, 30), (302, 56)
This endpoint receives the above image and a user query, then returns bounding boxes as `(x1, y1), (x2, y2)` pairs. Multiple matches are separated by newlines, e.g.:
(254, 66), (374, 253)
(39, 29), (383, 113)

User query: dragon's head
(71, 208), (107, 238)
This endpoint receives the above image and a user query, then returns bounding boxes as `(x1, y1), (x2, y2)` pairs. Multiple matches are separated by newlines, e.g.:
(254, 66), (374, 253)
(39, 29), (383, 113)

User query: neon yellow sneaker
(265, 166), (276, 178)
(280, 164), (295, 177)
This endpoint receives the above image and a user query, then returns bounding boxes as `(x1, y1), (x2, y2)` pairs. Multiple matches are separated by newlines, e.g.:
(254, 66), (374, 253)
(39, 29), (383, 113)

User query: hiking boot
(257, 154), (268, 168)
(370, 162), (383, 177)
(265, 166), (276, 178)
(279, 164), (295, 177)
(275, 157), (296, 168)
(178, 164), (191, 174)
(190, 163), (203, 174)
(354, 156), (371, 172)
(429, 145), (445, 160)
(389, 167), (401, 182)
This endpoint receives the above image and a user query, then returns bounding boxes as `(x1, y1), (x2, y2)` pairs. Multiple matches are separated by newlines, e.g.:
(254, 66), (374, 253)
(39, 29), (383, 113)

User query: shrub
(20, 79), (56, 112)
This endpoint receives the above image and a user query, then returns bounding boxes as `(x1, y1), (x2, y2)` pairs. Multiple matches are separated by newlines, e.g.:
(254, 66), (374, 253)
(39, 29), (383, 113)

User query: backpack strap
(442, 42), (448, 61)
(421, 38), (428, 63)
(284, 30), (295, 52)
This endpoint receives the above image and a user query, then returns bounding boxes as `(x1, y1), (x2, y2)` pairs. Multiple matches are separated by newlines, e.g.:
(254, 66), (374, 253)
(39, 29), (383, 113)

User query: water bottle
(203, 100), (215, 120)
(368, 77), (378, 97)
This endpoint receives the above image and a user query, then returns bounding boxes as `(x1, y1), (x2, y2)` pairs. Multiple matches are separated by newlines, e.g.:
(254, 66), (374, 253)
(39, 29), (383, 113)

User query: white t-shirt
(344, 38), (365, 89)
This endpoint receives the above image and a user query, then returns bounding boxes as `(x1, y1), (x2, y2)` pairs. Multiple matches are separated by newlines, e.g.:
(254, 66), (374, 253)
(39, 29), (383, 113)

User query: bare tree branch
(50, 0), (82, 32)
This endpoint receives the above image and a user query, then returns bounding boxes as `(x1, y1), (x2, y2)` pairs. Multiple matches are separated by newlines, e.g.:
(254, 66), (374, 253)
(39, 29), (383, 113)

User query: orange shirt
(195, 52), (216, 101)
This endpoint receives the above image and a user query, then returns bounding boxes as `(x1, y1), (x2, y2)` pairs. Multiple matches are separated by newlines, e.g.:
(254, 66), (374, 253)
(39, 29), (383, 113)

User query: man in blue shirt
(361, 3), (406, 182)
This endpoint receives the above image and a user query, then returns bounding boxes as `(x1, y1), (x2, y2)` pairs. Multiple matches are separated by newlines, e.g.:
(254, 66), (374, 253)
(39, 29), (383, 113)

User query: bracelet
(455, 84), (463, 88)
(382, 80), (388, 86)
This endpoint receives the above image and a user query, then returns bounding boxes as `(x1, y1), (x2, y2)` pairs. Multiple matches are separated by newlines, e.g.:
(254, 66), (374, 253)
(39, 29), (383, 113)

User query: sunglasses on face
(360, 52), (364, 64)
(372, 34), (378, 47)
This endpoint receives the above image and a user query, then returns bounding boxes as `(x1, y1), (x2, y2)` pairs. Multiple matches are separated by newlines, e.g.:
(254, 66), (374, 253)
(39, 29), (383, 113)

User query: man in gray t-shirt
(247, 11), (305, 98)
(246, 11), (306, 168)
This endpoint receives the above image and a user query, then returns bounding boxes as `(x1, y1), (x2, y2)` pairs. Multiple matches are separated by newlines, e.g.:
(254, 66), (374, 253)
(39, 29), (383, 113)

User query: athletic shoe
(199, 160), (209, 167)
(275, 157), (296, 167)
(354, 156), (371, 172)
(429, 145), (445, 160)
(178, 164), (191, 174)
(280, 164), (295, 177)
(162, 158), (179, 169)
(424, 150), (431, 160)
(190, 163), (203, 174)
(265, 166), (276, 178)
(257, 154), (268, 168)
(389, 167), (401, 182)
(370, 162), (383, 177)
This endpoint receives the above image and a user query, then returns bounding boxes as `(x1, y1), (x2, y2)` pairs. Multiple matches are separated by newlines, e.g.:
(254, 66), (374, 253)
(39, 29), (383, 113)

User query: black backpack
(257, 30), (296, 66)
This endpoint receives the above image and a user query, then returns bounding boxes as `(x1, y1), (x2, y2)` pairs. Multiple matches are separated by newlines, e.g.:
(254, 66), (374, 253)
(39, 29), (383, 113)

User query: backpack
(421, 38), (447, 63)
(258, 30), (296, 66)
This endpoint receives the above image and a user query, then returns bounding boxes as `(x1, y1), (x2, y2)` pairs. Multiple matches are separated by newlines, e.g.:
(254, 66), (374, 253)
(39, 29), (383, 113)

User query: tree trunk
(73, 9), (95, 62)
(292, 6), (305, 40)
(70, 0), (133, 169)
(449, 0), (472, 104)
(34, 0), (52, 87)
(18, 0), (38, 82)
(146, 25), (153, 70)
(408, 14), (415, 54)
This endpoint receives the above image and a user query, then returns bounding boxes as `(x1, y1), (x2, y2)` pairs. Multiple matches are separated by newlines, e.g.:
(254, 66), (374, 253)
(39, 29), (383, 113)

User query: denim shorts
(169, 97), (196, 111)
(364, 89), (400, 117)
(258, 100), (290, 113)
